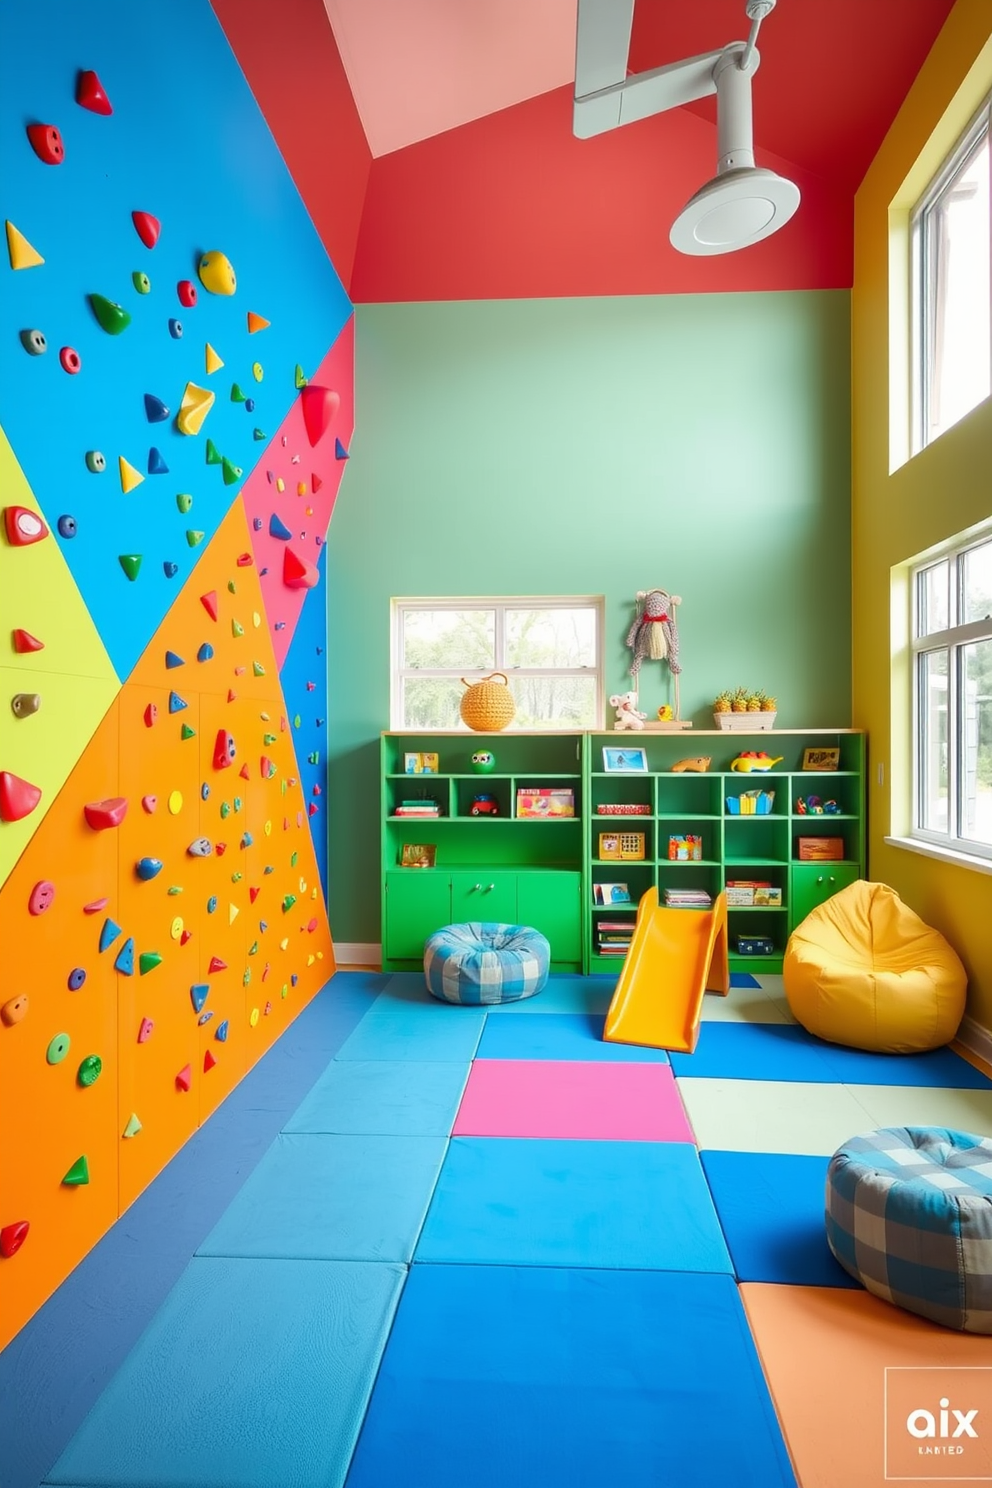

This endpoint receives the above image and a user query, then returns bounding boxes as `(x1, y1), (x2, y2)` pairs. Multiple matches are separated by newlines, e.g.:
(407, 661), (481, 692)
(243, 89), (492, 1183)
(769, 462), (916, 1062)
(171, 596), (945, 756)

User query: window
(392, 598), (604, 729)
(912, 535), (992, 858)
(912, 98), (991, 451)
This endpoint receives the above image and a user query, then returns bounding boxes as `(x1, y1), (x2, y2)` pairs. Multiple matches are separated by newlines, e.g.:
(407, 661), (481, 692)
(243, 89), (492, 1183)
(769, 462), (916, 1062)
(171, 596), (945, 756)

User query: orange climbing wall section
(0, 500), (333, 1348)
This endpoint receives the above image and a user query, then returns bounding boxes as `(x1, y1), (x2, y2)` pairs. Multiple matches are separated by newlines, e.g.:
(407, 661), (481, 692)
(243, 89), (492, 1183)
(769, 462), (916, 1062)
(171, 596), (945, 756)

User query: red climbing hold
(27, 123), (65, 165)
(200, 590), (219, 621)
(12, 628), (44, 653)
(249, 886), (260, 904)
(175, 1064), (192, 1092)
(144, 703), (157, 728)
(308, 802), (319, 817)
(213, 730), (236, 769)
(76, 69), (113, 115)
(283, 547), (319, 590)
(236, 552), (254, 567)
(83, 897), (109, 914)
(0, 1220), (29, 1258)
(208, 956), (227, 973)
(239, 763), (250, 780)
(203, 1049), (217, 1072)
(300, 385), (340, 447)
(83, 797), (128, 830)
(131, 211), (161, 249)
(4, 506), (49, 547)
(0, 772), (42, 823)
(311, 472), (323, 493)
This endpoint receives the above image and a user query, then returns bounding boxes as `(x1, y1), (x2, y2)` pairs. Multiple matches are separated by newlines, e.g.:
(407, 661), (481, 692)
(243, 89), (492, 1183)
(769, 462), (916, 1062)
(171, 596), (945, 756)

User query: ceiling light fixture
(573, 0), (800, 256)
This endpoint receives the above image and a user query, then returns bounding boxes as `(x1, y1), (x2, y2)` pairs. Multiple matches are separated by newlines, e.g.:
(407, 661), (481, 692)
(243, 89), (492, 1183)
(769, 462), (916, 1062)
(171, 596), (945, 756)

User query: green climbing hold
(205, 438), (221, 465)
(139, 951), (162, 975)
(263, 733), (276, 745)
(167, 885), (183, 895)
(233, 796), (243, 811)
(123, 1113), (142, 1138)
(176, 493), (193, 514)
(227, 580), (237, 594)
(62, 1155), (90, 1186)
(232, 619), (244, 637)
(282, 894), (296, 912)
(132, 271), (151, 295)
(220, 802), (230, 819)
(77, 1055), (102, 1087)
(291, 851), (298, 867)
(186, 530), (205, 547)
(221, 456), (242, 486)
(248, 940), (258, 956)
(118, 554), (142, 581)
(252, 661), (265, 677)
(294, 714), (302, 728)
(243, 969), (251, 985)
(253, 428), (266, 441)
(230, 383), (247, 402)
(294, 364), (307, 389)
(181, 724), (196, 740)
(89, 293), (132, 334)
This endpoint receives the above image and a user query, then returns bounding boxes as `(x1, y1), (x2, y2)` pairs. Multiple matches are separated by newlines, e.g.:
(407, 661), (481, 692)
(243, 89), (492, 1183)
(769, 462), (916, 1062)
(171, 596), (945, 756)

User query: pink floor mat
(452, 1059), (695, 1142)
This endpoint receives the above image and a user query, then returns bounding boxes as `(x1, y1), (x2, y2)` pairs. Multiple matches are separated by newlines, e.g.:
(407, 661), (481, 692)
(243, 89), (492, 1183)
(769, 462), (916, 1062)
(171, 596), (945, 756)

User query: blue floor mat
(284, 1059), (470, 1136)
(346, 1264), (796, 1488)
(415, 1137), (732, 1273)
(700, 1149), (860, 1288)
(197, 1133), (447, 1261)
(730, 972), (762, 988)
(44, 1257), (406, 1488)
(669, 1021), (992, 1087)
(475, 1012), (670, 1063)
(478, 975), (617, 1015)
(334, 1006), (486, 1062)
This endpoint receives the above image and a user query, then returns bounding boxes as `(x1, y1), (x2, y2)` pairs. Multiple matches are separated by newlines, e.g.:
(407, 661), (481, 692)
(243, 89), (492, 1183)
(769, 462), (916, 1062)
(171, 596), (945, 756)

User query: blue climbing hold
(144, 394), (170, 423)
(198, 1010), (214, 1025)
(136, 857), (163, 881)
(268, 514), (292, 541)
(197, 642), (214, 662)
(163, 561), (179, 577)
(165, 650), (184, 668)
(253, 517), (262, 531)
(114, 937), (135, 976)
(207, 896), (217, 913)
(99, 918), (122, 952)
(241, 831), (253, 848)
(335, 438), (349, 460)
(168, 691), (187, 713)
(148, 447), (169, 475)
(215, 1019), (229, 1042)
(190, 984), (209, 1013)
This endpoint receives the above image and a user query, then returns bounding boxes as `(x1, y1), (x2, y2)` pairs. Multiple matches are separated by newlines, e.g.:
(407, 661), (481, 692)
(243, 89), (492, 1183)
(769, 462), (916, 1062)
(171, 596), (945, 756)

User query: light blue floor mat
(475, 1011), (669, 1063)
(334, 1006), (486, 1061)
(285, 1059), (470, 1136)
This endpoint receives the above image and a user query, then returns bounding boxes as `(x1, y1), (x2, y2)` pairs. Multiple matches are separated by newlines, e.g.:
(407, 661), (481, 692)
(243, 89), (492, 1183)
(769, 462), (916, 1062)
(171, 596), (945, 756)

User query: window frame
(910, 96), (992, 455)
(390, 595), (605, 731)
(911, 534), (992, 861)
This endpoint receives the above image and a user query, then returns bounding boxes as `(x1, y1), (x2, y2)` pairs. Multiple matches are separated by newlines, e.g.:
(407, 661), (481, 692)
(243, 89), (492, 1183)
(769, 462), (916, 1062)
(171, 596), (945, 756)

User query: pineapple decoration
(714, 691), (732, 715)
(712, 687), (778, 725)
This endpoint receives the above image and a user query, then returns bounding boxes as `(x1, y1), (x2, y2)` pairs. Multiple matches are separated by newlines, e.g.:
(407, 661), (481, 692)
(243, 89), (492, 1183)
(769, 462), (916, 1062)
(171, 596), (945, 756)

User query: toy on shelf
(470, 750), (495, 774)
(796, 796), (840, 815)
(726, 789), (775, 815)
(713, 687), (778, 730)
(610, 691), (647, 731)
(625, 589), (688, 723)
(597, 803), (651, 815)
(668, 834), (702, 860)
(470, 793), (499, 816)
(599, 831), (646, 861)
(671, 756), (711, 773)
(729, 751), (783, 773)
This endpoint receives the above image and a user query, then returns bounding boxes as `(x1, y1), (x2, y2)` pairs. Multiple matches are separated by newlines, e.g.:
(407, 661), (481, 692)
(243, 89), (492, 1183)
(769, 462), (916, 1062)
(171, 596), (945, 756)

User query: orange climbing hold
(246, 311), (270, 334)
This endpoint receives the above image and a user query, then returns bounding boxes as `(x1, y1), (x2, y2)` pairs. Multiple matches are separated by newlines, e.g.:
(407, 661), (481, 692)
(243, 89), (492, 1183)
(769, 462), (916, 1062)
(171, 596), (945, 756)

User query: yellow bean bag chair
(784, 880), (966, 1053)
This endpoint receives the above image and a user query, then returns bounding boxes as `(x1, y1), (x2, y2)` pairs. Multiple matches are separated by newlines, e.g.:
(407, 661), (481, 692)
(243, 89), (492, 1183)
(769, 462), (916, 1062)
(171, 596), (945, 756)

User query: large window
(912, 99), (991, 451)
(392, 598), (604, 730)
(912, 536), (992, 858)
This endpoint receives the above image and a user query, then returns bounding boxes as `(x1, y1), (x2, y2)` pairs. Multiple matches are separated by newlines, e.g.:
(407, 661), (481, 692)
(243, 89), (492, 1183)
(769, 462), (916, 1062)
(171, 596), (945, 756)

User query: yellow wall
(853, 0), (992, 1028)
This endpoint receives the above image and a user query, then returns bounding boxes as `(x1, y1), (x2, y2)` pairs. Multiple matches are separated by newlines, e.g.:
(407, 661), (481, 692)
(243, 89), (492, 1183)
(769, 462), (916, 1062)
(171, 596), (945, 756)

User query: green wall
(327, 292), (852, 945)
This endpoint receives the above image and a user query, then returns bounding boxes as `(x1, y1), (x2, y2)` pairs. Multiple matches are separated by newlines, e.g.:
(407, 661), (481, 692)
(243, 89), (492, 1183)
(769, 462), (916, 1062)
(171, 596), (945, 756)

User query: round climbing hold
(249, 1007), (260, 1027)
(59, 346), (81, 374)
(77, 1054), (102, 1087)
(1, 995), (29, 1026)
(197, 251), (236, 296)
(67, 967), (87, 991)
(168, 790), (183, 814)
(207, 896), (217, 913)
(177, 280), (198, 308)
(20, 328), (47, 355)
(11, 693), (41, 718)
(170, 916), (183, 940)
(132, 271), (151, 294)
(201, 782), (210, 800)
(252, 362), (263, 382)
(245, 399), (255, 413)
(85, 450), (106, 473)
(28, 881), (55, 915)
(135, 857), (163, 881)
(168, 319), (183, 339)
(57, 514), (78, 539)
(46, 1032), (70, 1065)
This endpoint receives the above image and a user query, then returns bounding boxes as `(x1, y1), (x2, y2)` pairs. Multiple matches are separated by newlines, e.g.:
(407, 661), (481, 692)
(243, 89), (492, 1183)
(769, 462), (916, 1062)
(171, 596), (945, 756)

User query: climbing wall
(0, 0), (350, 1349)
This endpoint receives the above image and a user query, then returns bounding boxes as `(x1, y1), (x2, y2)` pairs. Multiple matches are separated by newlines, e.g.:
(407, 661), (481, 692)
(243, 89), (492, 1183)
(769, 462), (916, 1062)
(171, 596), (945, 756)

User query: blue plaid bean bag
(424, 922), (550, 1005)
(826, 1127), (992, 1333)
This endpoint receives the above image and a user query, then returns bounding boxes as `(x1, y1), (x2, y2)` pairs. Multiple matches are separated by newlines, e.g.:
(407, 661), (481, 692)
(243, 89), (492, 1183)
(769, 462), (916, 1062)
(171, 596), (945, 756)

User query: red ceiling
(628, 0), (958, 194)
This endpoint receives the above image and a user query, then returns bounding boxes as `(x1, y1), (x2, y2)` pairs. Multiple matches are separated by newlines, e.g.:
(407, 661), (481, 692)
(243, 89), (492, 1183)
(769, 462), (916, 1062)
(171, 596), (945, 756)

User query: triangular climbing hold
(118, 456), (144, 494)
(208, 956), (227, 974)
(203, 1049), (218, 1072)
(247, 311), (270, 334)
(205, 439), (221, 465)
(283, 547), (319, 590)
(0, 771), (42, 822)
(230, 383), (247, 403)
(294, 364), (307, 389)
(180, 723), (196, 740)
(77, 69), (113, 115)
(165, 650), (184, 668)
(62, 1155), (90, 1187)
(5, 221), (44, 271)
(231, 619), (244, 637)
(89, 293), (131, 335)
(147, 447), (169, 475)
(144, 393), (170, 422)
(253, 662), (266, 679)
(229, 903), (239, 925)
(131, 210), (160, 248)
(197, 642), (214, 662)
(200, 591), (218, 621)
(268, 514), (292, 541)
(114, 937), (135, 976)
(215, 1019), (229, 1042)
(335, 438), (349, 460)
(12, 629), (44, 653)
(204, 343), (224, 375)
(253, 428), (266, 441)
(118, 554), (143, 582)
(300, 385), (340, 447)
(178, 381), (215, 436)
(99, 918), (122, 952)
(175, 1064), (192, 1092)
(186, 530), (205, 548)
(123, 1112), (142, 1138)
(221, 456), (242, 486)
(168, 691), (187, 713)
(311, 472), (323, 492)
(190, 984), (209, 1013)
(139, 951), (162, 975)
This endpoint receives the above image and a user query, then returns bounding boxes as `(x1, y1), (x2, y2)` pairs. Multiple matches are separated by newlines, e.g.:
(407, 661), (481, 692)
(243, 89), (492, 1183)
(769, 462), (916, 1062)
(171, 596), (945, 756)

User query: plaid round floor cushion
(424, 922), (550, 1005)
(826, 1126), (992, 1333)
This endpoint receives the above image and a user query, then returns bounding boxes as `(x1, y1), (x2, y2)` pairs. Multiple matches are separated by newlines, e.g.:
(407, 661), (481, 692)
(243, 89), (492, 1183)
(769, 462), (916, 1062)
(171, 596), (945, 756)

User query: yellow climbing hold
(229, 902), (239, 925)
(276, 478), (285, 493)
(298, 483), (307, 498)
(177, 381), (216, 435)
(249, 1007), (259, 1027)
(170, 916), (184, 940)
(168, 790), (183, 814)
(252, 362), (263, 382)
(280, 937), (290, 951)
(6, 220), (44, 270)
(252, 611), (261, 628)
(119, 455), (144, 494)
(205, 343), (224, 375)
(264, 820), (272, 836)
(197, 250), (237, 296)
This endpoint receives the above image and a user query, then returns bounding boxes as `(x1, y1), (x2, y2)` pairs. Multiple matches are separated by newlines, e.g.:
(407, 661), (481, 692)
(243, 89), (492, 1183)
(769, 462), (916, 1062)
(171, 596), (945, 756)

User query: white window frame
(391, 596), (605, 730)
(911, 533), (992, 861)
(910, 96), (992, 454)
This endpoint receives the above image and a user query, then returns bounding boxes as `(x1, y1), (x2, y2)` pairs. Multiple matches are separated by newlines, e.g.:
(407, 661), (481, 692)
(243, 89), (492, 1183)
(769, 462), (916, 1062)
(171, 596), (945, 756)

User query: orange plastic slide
(603, 888), (729, 1053)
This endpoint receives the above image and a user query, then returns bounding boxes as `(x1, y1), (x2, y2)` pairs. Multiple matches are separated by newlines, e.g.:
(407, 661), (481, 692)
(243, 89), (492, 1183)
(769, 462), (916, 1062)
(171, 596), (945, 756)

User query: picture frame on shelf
(399, 843), (436, 868)
(404, 752), (439, 775)
(801, 747), (840, 772)
(602, 746), (648, 773)
(593, 882), (632, 905)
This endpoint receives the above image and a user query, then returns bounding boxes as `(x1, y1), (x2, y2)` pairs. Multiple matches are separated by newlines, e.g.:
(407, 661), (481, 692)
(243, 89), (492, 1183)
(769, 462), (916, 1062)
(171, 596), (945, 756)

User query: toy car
(470, 794), (499, 816)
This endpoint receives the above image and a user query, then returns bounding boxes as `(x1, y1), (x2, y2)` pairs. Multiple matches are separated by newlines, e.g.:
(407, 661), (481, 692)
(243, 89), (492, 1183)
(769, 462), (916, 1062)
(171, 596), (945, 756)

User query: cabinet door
(450, 870), (517, 923)
(790, 864), (861, 929)
(516, 871), (582, 964)
(384, 872), (452, 960)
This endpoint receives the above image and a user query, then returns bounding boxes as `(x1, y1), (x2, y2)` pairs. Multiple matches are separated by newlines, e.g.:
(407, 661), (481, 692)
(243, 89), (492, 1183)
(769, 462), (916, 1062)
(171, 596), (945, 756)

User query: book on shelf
(663, 888), (713, 908)
(597, 944), (631, 955)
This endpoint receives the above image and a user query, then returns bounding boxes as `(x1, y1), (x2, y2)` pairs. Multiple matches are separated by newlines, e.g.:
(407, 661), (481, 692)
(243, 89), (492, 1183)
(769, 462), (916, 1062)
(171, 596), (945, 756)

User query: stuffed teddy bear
(610, 691), (647, 731)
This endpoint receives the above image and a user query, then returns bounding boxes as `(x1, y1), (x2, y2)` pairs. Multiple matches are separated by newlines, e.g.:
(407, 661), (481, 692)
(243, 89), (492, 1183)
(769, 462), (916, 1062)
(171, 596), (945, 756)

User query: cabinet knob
(828, 875), (836, 884)
(817, 875), (824, 884)
(472, 883), (482, 892)
(485, 882), (495, 892)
